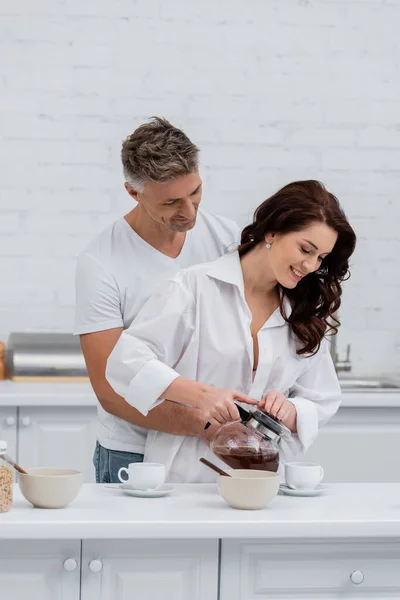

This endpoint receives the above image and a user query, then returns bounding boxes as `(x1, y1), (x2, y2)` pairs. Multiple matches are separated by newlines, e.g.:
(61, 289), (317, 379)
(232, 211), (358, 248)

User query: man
(74, 117), (240, 483)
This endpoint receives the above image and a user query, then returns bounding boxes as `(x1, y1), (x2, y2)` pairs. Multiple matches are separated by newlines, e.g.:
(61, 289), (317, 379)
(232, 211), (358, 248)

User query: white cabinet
(81, 539), (219, 600)
(0, 540), (80, 600)
(1, 537), (400, 600)
(301, 407), (400, 483)
(18, 407), (97, 482)
(0, 407), (17, 460)
(220, 539), (400, 599)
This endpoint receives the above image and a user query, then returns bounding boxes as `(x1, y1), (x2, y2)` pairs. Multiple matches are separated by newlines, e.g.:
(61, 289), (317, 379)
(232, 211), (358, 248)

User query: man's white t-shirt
(74, 208), (241, 454)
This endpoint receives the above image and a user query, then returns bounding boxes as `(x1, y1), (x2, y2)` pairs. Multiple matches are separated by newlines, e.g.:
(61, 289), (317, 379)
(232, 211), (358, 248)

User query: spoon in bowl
(199, 457), (231, 477)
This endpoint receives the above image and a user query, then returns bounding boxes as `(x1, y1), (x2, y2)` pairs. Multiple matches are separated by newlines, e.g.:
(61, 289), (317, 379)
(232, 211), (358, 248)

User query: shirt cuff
(124, 358), (181, 416)
(288, 396), (319, 452)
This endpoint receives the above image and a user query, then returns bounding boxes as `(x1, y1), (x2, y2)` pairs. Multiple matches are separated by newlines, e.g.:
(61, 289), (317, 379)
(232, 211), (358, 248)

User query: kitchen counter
(2, 482), (400, 540)
(1, 379), (400, 407)
(0, 380), (96, 406)
(340, 388), (400, 407)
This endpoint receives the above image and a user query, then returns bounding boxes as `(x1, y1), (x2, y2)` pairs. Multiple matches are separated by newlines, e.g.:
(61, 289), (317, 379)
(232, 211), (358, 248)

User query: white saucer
(279, 484), (328, 497)
(120, 484), (173, 498)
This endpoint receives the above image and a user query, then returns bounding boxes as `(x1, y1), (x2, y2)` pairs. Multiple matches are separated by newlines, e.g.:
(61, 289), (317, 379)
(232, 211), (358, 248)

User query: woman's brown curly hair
(239, 180), (357, 356)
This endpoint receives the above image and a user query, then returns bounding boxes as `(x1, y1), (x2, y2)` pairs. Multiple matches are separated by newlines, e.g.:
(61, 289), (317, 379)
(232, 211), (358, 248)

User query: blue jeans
(93, 441), (144, 483)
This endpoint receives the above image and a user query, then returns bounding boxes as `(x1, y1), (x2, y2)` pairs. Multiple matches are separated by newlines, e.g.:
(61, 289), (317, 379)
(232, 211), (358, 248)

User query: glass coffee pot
(210, 404), (290, 473)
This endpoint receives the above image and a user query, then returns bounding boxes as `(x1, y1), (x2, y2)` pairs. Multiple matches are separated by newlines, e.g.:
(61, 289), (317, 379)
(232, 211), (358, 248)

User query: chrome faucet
(330, 334), (352, 373)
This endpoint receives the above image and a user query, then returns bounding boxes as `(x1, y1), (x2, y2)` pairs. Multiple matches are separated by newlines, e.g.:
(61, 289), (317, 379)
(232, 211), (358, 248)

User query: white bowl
(19, 467), (83, 509)
(217, 469), (280, 510)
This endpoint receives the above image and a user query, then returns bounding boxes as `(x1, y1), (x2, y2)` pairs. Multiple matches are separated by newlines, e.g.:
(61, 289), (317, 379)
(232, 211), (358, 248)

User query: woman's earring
(266, 242), (272, 249)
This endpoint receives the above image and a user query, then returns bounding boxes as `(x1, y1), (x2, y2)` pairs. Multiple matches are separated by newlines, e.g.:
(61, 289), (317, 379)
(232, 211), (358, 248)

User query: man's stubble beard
(167, 217), (197, 233)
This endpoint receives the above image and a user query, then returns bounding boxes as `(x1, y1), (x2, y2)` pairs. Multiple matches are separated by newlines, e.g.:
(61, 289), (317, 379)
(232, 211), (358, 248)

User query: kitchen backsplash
(0, 0), (399, 376)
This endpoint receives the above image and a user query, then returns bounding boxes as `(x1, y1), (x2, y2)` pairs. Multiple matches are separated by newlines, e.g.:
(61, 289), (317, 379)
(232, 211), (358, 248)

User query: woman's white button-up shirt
(106, 251), (341, 483)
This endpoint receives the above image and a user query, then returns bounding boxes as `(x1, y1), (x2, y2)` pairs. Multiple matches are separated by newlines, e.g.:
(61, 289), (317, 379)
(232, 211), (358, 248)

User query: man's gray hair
(121, 117), (199, 192)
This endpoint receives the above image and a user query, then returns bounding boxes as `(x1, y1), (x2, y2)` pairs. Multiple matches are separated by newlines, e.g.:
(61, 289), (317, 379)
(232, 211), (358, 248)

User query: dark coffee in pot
(213, 445), (279, 472)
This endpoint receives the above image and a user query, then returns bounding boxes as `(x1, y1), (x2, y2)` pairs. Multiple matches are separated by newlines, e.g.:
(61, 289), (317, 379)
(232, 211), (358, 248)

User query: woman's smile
(290, 266), (305, 282)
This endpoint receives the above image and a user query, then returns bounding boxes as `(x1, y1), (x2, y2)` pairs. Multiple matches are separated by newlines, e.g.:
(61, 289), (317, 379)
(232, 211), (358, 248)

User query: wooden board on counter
(10, 376), (89, 382)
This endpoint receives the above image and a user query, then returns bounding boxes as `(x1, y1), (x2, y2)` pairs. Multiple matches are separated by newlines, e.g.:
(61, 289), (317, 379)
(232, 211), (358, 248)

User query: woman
(106, 180), (356, 482)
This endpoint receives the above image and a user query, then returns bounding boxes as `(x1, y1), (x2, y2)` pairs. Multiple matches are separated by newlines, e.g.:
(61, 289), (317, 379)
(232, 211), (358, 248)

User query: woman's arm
(163, 376), (257, 425)
(285, 339), (341, 453)
(106, 278), (193, 411)
(106, 277), (256, 424)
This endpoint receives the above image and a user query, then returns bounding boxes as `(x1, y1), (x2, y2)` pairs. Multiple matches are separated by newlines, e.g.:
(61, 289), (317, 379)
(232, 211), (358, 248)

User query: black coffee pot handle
(234, 402), (251, 423)
(235, 402), (282, 427)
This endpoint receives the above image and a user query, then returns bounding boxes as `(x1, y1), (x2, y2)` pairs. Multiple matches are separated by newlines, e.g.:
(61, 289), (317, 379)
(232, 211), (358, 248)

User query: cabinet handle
(350, 570), (364, 585)
(5, 416), (16, 426)
(21, 417), (31, 427)
(63, 558), (78, 572)
(88, 559), (103, 573)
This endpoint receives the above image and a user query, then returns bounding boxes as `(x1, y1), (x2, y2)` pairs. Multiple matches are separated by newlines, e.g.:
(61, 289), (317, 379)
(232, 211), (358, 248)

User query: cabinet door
(18, 406), (97, 482)
(221, 539), (400, 599)
(81, 539), (219, 600)
(0, 407), (17, 460)
(301, 407), (400, 483)
(0, 540), (80, 600)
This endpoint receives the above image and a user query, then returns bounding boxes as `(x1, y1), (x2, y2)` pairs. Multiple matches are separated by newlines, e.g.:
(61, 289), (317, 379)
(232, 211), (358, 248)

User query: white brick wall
(0, 0), (399, 376)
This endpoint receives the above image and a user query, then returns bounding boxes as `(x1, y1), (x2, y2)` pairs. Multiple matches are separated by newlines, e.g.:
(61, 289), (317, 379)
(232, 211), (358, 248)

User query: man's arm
(80, 328), (209, 439)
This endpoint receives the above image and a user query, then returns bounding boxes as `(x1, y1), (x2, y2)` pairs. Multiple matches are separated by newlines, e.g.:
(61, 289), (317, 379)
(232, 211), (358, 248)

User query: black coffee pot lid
(249, 408), (286, 436)
(235, 403), (290, 437)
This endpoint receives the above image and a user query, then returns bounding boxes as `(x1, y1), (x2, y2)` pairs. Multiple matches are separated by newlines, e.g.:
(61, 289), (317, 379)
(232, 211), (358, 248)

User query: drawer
(221, 539), (400, 599)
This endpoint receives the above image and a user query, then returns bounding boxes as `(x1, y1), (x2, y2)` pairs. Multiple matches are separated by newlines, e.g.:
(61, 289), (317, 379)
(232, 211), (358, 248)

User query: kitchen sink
(338, 378), (400, 390)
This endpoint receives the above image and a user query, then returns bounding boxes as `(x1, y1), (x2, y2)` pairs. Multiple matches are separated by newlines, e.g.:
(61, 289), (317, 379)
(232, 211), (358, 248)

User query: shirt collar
(206, 250), (245, 291)
(206, 251), (292, 327)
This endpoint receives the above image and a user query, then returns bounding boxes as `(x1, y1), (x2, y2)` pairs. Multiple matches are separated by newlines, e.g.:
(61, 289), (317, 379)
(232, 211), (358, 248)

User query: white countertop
(0, 380), (96, 406)
(339, 389), (400, 407)
(1, 483), (400, 540)
(0, 380), (400, 407)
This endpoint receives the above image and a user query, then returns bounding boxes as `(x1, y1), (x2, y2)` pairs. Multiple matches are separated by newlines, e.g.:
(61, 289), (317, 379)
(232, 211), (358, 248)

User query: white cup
(117, 462), (166, 490)
(285, 462), (324, 490)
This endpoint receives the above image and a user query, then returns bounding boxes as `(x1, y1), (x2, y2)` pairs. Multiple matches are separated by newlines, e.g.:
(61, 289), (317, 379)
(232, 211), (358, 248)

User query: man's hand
(258, 391), (297, 433)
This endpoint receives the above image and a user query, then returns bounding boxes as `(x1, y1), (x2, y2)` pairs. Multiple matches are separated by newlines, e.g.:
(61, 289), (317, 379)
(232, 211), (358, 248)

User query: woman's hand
(199, 385), (258, 426)
(258, 391), (297, 433)
(163, 376), (258, 432)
